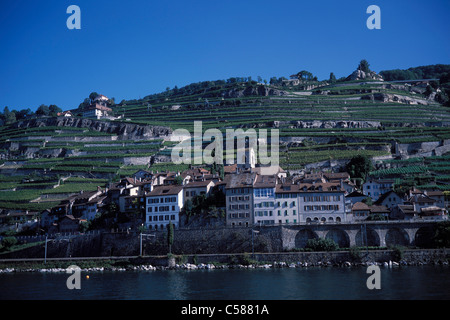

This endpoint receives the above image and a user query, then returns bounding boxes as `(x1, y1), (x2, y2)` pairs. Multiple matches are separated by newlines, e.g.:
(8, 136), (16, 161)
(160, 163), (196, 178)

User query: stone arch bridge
(279, 221), (441, 249)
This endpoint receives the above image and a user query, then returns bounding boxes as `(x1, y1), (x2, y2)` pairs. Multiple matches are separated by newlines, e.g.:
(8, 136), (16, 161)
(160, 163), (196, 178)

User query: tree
(184, 199), (194, 216)
(3, 107), (16, 124)
(174, 175), (184, 185)
(49, 105), (62, 116)
(79, 220), (91, 232)
(15, 108), (33, 120)
(432, 221), (450, 248)
(424, 85), (433, 97)
(167, 221), (174, 254)
(36, 104), (50, 116)
(306, 238), (339, 251)
(358, 60), (371, 73)
(329, 72), (337, 83)
(346, 155), (374, 180)
(362, 197), (373, 206)
(1, 236), (17, 251)
(295, 70), (314, 81)
(89, 92), (99, 102)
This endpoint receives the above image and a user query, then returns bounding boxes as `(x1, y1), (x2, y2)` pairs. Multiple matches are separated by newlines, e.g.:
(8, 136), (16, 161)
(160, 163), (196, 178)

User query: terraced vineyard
(369, 154), (450, 190)
(1, 74), (450, 211)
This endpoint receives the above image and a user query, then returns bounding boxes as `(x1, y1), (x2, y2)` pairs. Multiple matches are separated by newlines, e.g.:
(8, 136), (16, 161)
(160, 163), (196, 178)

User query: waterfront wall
(1, 222), (445, 259)
(133, 248), (450, 267)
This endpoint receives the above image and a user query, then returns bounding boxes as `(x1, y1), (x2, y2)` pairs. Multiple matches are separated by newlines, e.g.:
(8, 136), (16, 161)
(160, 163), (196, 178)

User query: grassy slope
(0, 78), (449, 212)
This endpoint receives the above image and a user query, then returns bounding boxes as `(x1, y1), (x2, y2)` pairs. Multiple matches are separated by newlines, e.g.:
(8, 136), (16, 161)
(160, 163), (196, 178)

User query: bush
(349, 246), (362, 262)
(390, 245), (405, 261)
(306, 238), (339, 251)
(432, 221), (450, 248)
(1, 236), (18, 251)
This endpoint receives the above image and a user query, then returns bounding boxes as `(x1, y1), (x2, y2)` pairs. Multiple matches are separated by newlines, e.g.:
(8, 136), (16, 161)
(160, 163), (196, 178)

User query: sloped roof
(374, 190), (403, 205)
(352, 202), (370, 211)
(253, 174), (277, 188)
(146, 185), (183, 197)
(225, 172), (257, 189)
(184, 180), (215, 188)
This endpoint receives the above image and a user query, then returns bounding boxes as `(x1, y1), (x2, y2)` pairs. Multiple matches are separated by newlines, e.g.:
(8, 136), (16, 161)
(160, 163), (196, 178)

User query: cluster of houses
(2, 163), (447, 234)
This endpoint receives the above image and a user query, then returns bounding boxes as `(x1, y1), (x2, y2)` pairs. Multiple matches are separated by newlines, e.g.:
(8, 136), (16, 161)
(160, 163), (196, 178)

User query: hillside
(379, 64), (450, 81)
(1, 63), (450, 212)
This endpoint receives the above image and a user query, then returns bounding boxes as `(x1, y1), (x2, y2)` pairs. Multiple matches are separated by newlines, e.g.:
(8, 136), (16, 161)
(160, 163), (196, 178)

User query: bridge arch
(295, 229), (318, 248)
(355, 227), (380, 247)
(414, 226), (436, 248)
(325, 228), (350, 248)
(385, 227), (410, 247)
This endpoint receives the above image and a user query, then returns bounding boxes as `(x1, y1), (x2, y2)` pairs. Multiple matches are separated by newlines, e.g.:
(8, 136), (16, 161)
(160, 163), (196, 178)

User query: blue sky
(1, 0), (449, 112)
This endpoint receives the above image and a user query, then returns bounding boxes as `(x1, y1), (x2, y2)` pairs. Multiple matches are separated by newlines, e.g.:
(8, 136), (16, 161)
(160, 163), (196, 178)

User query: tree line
(0, 104), (62, 126)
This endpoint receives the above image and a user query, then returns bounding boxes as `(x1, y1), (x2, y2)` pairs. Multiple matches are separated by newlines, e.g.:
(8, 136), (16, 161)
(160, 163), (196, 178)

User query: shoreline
(1, 255), (449, 274)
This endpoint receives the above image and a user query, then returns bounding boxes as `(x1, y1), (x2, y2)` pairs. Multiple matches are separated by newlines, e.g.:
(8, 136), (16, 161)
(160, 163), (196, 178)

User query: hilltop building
(57, 110), (73, 117)
(82, 103), (113, 120)
(94, 94), (110, 103)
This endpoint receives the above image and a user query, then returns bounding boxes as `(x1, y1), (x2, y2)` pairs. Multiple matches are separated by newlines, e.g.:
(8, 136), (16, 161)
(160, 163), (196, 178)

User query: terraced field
(0, 77), (449, 211)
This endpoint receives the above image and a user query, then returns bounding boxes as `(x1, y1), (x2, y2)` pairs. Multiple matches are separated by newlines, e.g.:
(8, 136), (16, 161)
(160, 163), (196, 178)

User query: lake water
(0, 266), (449, 300)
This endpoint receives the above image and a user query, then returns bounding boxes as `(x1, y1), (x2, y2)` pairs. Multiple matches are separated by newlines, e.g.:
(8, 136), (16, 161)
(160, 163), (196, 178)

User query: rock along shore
(0, 258), (448, 274)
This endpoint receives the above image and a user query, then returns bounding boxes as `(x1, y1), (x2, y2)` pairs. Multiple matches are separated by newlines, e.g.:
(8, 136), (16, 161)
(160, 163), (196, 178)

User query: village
(1, 152), (447, 238)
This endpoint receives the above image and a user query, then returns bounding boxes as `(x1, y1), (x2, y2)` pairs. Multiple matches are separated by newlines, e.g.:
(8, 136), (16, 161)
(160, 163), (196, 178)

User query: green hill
(1, 63), (450, 211)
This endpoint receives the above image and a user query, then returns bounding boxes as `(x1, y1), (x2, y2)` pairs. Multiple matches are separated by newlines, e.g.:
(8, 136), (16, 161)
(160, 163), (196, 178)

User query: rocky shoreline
(1, 258), (448, 274)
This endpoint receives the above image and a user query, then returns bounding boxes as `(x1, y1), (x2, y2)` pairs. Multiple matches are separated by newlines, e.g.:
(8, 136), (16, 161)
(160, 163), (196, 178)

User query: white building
(253, 175), (277, 225)
(145, 185), (184, 230)
(374, 190), (404, 209)
(82, 103), (113, 120)
(362, 179), (395, 201)
(183, 180), (215, 203)
(94, 94), (110, 103)
(275, 183), (300, 224)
